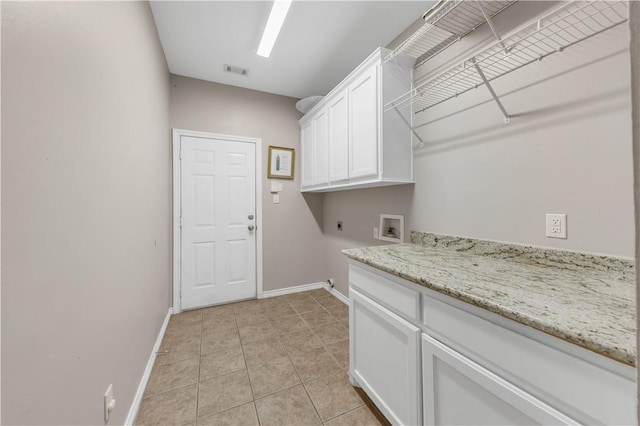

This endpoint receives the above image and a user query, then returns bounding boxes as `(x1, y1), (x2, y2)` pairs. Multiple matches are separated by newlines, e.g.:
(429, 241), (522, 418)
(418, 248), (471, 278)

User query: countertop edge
(342, 250), (636, 367)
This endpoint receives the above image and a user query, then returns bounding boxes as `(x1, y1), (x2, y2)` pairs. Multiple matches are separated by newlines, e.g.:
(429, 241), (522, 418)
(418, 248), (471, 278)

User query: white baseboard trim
(260, 282), (325, 299)
(323, 283), (349, 305)
(125, 307), (173, 426)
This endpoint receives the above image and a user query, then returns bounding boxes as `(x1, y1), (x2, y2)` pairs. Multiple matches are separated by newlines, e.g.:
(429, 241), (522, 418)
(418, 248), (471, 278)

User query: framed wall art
(268, 146), (295, 179)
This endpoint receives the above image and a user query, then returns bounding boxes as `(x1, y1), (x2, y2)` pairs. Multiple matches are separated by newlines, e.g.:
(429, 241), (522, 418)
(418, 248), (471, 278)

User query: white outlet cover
(270, 181), (283, 193)
(545, 214), (567, 239)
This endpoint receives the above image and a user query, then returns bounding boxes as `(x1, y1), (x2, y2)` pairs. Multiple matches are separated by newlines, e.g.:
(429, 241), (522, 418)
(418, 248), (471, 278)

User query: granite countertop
(342, 232), (636, 366)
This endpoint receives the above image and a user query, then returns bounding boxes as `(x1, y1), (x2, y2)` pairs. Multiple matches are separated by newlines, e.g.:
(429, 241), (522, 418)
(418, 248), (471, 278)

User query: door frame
(172, 128), (263, 313)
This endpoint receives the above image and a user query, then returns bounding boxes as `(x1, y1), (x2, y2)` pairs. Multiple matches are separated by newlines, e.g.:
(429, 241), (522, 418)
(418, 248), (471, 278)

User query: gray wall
(169, 75), (326, 292)
(1, 3), (3, 421)
(323, 186), (414, 296)
(630, 2), (640, 420)
(324, 1), (635, 297)
(0, 0), (635, 422)
(1, 2), (171, 424)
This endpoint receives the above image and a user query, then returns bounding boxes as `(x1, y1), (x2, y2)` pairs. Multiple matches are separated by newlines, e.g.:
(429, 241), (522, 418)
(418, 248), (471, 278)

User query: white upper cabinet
(300, 120), (314, 188)
(348, 64), (378, 180)
(312, 107), (329, 186)
(328, 90), (349, 183)
(299, 47), (414, 192)
(300, 106), (329, 188)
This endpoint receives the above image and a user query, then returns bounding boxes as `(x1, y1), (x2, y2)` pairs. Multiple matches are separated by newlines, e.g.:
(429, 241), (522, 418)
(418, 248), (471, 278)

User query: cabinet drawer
(422, 333), (577, 426)
(422, 294), (636, 425)
(349, 262), (420, 322)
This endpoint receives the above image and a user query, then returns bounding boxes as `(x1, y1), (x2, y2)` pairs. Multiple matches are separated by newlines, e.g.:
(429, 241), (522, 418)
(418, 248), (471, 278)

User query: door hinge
(179, 148), (182, 160)
(179, 216), (183, 229)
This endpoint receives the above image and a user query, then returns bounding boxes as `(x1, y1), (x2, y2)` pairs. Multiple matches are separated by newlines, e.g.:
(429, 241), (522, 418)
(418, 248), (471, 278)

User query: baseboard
(260, 282), (324, 298)
(323, 283), (349, 305)
(125, 307), (173, 426)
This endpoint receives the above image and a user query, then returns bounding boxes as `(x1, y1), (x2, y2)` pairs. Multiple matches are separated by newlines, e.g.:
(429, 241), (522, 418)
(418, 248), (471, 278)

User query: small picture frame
(268, 146), (295, 179)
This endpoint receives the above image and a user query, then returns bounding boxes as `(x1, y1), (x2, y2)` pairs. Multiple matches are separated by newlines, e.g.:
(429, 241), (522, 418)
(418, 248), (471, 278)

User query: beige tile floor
(135, 288), (385, 426)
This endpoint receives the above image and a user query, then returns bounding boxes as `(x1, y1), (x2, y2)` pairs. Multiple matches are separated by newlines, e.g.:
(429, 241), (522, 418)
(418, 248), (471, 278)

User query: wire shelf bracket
(391, 107), (426, 147)
(384, 0), (517, 67)
(384, 0), (628, 127)
(471, 57), (511, 124)
(474, 0), (509, 56)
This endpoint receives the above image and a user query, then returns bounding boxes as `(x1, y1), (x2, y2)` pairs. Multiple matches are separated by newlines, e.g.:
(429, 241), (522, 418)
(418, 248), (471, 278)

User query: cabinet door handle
(248, 225), (255, 231)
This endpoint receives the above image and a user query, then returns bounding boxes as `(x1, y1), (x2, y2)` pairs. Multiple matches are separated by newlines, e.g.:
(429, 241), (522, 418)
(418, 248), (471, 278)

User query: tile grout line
(232, 306), (255, 418)
(322, 403), (368, 424)
(239, 320), (259, 403)
(254, 382), (302, 403)
(195, 312), (204, 422)
(249, 300), (300, 425)
(306, 292), (355, 424)
(198, 309), (252, 421)
(300, 379), (324, 424)
(151, 290), (367, 426)
(253, 399), (262, 426)
(279, 316), (324, 425)
(278, 306), (309, 388)
(191, 399), (261, 425)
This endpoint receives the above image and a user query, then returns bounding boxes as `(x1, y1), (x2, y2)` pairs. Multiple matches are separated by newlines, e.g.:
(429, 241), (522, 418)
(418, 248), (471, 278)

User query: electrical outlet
(373, 227), (379, 239)
(545, 214), (567, 239)
(273, 193), (280, 204)
(104, 384), (116, 423)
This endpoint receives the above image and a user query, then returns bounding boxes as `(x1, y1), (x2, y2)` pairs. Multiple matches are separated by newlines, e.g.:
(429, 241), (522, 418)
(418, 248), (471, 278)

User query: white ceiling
(149, 1), (431, 99)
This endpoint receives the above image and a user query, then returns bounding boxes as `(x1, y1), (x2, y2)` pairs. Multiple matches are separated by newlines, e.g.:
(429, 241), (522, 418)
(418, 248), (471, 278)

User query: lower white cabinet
(350, 289), (422, 425)
(348, 261), (636, 426)
(422, 334), (576, 426)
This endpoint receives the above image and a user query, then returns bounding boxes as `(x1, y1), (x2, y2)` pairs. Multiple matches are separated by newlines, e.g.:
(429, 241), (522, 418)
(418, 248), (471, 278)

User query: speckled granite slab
(343, 232), (636, 366)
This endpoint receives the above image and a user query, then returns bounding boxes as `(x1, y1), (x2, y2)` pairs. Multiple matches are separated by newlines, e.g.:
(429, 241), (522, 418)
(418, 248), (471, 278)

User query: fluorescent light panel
(257, 0), (292, 58)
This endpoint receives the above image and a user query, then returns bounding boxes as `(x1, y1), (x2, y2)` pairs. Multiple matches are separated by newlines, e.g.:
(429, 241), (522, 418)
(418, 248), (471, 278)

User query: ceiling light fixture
(257, 0), (292, 58)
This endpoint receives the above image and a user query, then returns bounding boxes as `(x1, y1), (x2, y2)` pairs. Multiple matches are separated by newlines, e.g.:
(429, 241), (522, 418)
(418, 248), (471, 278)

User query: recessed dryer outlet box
(379, 214), (404, 243)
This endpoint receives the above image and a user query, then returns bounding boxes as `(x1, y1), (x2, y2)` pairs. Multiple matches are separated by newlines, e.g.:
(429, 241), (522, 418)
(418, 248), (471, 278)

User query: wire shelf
(384, 0), (628, 116)
(385, 0), (517, 67)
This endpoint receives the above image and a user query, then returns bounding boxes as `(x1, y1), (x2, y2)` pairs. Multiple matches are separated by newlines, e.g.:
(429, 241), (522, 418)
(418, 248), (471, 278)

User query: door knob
(248, 225), (255, 231)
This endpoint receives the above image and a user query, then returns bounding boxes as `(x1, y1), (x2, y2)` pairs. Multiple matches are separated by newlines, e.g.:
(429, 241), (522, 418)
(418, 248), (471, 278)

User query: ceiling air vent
(223, 64), (249, 77)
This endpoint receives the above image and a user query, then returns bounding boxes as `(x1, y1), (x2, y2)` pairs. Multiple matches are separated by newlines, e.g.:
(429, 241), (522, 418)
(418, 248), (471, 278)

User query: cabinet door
(328, 90), (349, 183)
(300, 119), (313, 188)
(350, 289), (421, 426)
(348, 64), (378, 180)
(312, 107), (328, 186)
(422, 334), (577, 426)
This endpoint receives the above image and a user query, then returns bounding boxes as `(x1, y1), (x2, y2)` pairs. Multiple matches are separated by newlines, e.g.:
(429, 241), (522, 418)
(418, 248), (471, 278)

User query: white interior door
(179, 133), (257, 310)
